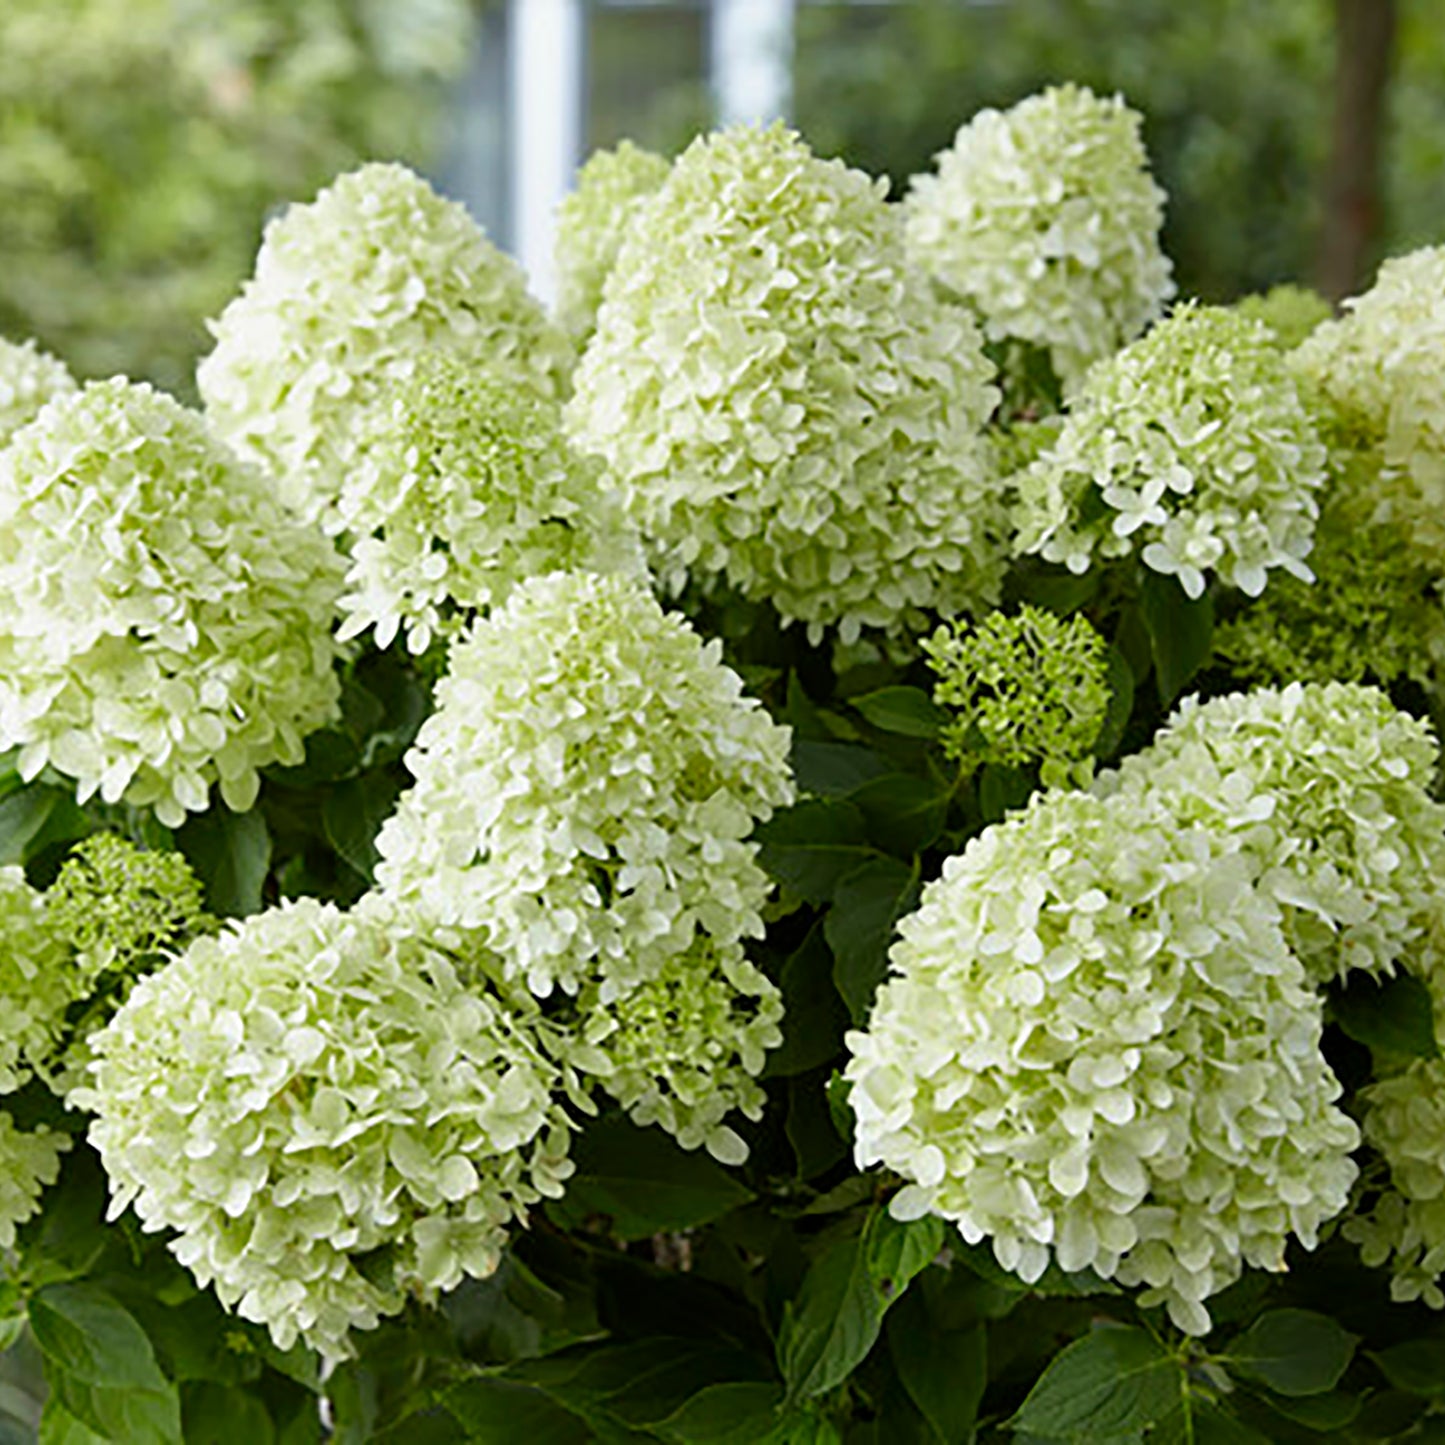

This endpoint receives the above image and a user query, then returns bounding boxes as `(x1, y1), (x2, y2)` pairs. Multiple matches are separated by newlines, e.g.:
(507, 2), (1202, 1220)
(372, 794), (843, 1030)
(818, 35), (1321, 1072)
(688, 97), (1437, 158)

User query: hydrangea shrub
(0, 335), (74, 444)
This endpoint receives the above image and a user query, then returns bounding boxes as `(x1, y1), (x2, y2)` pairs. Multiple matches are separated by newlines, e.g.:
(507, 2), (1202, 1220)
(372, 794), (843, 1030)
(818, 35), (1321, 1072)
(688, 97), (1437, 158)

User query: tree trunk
(1316, 0), (1397, 301)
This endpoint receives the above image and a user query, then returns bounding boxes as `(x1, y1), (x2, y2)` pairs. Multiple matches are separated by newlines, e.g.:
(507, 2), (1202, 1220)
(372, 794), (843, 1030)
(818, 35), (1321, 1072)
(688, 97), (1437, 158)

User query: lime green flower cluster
(903, 85), (1174, 391)
(79, 899), (577, 1361)
(924, 605), (1110, 787)
(375, 569), (794, 1159)
(199, 163), (571, 521)
(1015, 305), (1328, 599)
(333, 354), (642, 655)
(1234, 285), (1333, 350)
(554, 141), (671, 345)
(1294, 246), (1445, 554)
(0, 380), (343, 826)
(0, 335), (74, 444)
(0, 1111), (68, 1250)
(566, 123), (1006, 645)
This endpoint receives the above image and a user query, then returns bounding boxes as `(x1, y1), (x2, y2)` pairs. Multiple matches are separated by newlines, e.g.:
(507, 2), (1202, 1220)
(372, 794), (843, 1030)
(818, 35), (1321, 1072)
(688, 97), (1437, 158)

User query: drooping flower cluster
(903, 85), (1174, 391)
(375, 569), (794, 1157)
(1095, 683), (1445, 988)
(553, 141), (671, 344)
(848, 784), (1359, 1335)
(566, 123), (1006, 645)
(0, 1111), (69, 1250)
(0, 865), (80, 1095)
(923, 604), (1110, 786)
(1233, 285), (1334, 351)
(78, 899), (576, 1361)
(0, 336), (75, 444)
(1294, 245), (1445, 554)
(333, 353), (641, 654)
(199, 162), (571, 520)
(0, 380), (344, 826)
(1014, 305), (1328, 598)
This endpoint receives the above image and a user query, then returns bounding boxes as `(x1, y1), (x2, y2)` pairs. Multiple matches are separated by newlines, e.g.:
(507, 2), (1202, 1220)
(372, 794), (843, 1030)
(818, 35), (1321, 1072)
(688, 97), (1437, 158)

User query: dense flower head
(199, 162), (571, 520)
(333, 353), (642, 655)
(0, 1112), (69, 1250)
(1014, 304), (1329, 598)
(1233, 285), (1334, 351)
(0, 380), (344, 826)
(924, 604), (1110, 787)
(78, 898), (575, 1361)
(375, 569), (796, 1004)
(567, 938), (783, 1163)
(566, 122), (1006, 645)
(903, 84), (1174, 390)
(553, 141), (671, 345)
(1095, 683), (1445, 988)
(1348, 1059), (1445, 1310)
(0, 865), (81, 1095)
(847, 785), (1358, 1334)
(1293, 246), (1445, 553)
(0, 336), (75, 444)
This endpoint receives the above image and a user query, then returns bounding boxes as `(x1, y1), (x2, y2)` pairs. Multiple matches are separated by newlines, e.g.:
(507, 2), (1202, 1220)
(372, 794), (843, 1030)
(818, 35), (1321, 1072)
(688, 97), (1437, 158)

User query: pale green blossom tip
(554, 141), (671, 344)
(0, 1111), (70, 1249)
(0, 379), (344, 827)
(1014, 303), (1329, 598)
(1233, 285), (1334, 351)
(924, 604), (1109, 786)
(566, 122), (1007, 645)
(904, 83), (1174, 390)
(79, 898), (575, 1361)
(334, 353), (644, 656)
(0, 336), (76, 445)
(847, 784), (1358, 1335)
(375, 568), (796, 1001)
(0, 865), (83, 1096)
(199, 161), (572, 520)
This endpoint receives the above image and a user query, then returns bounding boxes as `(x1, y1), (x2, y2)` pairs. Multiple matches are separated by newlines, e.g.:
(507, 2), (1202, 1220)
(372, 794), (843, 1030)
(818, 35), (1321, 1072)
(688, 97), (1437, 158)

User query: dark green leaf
(1331, 972), (1438, 1060)
(1092, 646), (1136, 760)
(37, 1401), (105, 1444)
(177, 806), (271, 917)
(1138, 570), (1214, 705)
(1010, 1324), (1181, 1442)
(1370, 1337), (1445, 1397)
(181, 1383), (276, 1445)
(547, 1116), (752, 1239)
(791, 741), (889, 798)
(1011, 562), (1101, 616)
(29, 1284), (171, 1393)
(766, 925), (848, 1078)
(1225, 1309), (1358, 1397)
(887, 1290), (985, 1443)
(656, 1381), (784, 1443)
(321, 774), (402, 882)
(446, 1252), (601, 1366)
(785, 1075), (848, 1181)
(825, 857), (919, 1025)
(444, 1379), (593, 1444)
(756, 800), (875, 905)
(0, 787), (89, 867)
(851, 687), (946, 739)
(977, 763), (1035, 823)
(44, 1374), (181, 1445)
(1254, 1387), (1362, 1430)
(848, 775), (948, 857)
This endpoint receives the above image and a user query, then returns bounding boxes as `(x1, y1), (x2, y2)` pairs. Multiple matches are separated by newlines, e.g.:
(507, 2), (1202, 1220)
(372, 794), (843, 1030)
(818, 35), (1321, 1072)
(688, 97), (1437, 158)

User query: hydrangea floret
(553, 141), (671, 345)
(1233, 285), (1333, 351)
(0, 380), (344, 827)
(77, 898), (576, 1361)
(0, 335), (75, 444)
(1293, 245), (1445, 555)
(0, 865), (81, 1095)
(903, 84), (1174, 391)
(846, 785), (1359, 1335)
(199, 162), (571, 520)
(0, 1112), (69, 1250)
(566, 123), (1006, 645)
(923, 604), (1109, 787)
(1094, 682), (1445, 989)
(333, 353), (642, 654)
(1014, 304), (1328, 598)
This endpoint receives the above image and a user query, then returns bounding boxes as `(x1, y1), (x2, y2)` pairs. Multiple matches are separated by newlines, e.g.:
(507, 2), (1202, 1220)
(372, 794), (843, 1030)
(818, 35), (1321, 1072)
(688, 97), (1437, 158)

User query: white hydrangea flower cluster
(0, 381), (344, 827)
(333, 353), (642, 655)
(903, 84), (1174, 391)
(0, 336), (75, 444)
(566, 123), (1006, 645)
(553, 141), (671, 344)
(1014, 305), (1328, 598)
(1294, 245), (1445, 555)
(1095, 683), (1445, 988)
(0, 865), (82, 1094)
(848, 785), (1359, 1335)
(79, 899), (576, 1361)
(199, 162), (571, 520)
(375, 569), (794, 1157)
(0, 1111), (69, 1250)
